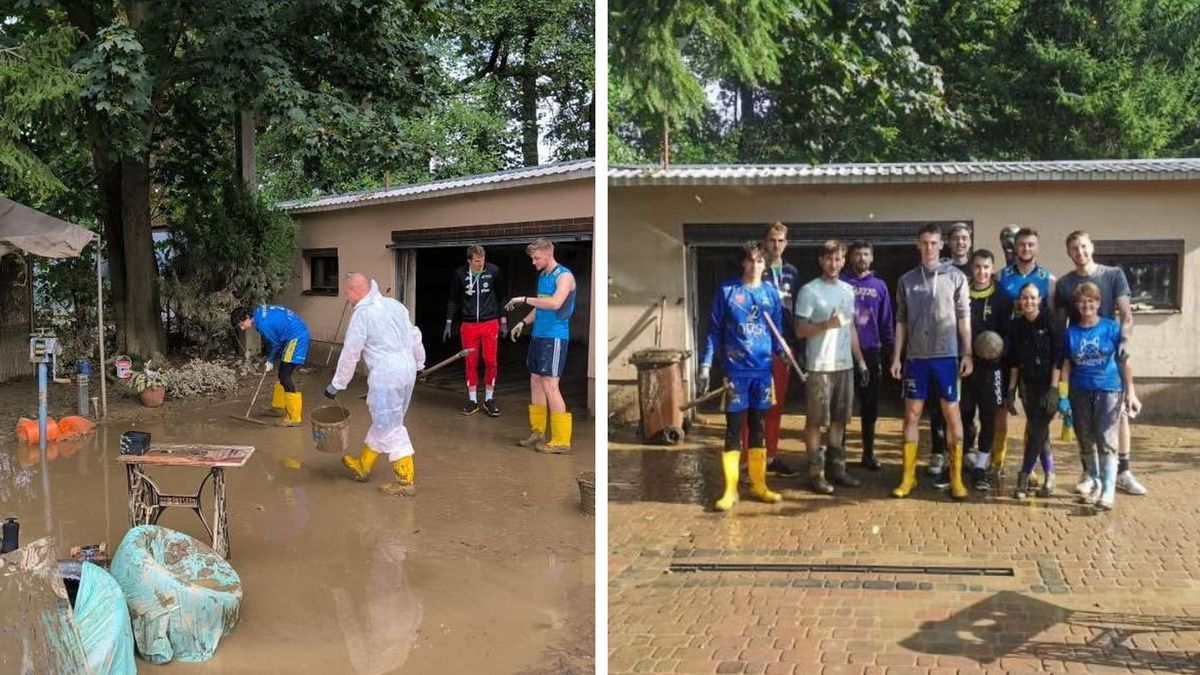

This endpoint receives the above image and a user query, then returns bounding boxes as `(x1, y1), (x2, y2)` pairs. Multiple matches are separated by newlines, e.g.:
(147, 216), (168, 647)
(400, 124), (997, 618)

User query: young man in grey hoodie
(890, 224), (974, 500)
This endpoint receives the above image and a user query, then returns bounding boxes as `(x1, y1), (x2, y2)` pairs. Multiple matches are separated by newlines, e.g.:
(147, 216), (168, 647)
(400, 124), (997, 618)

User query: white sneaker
(1075, 476), (1096, 495)
(1116, 470), (1147, 495)
(1079, 482), (1102, 506)
(928, 453), (947, 476)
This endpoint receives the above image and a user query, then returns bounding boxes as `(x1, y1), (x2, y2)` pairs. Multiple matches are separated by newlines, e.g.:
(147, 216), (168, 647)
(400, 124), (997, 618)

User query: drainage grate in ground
(668, 562), (1016, 577)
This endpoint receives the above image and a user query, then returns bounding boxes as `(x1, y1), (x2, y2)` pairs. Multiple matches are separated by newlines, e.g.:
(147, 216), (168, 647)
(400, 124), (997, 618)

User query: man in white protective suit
(324, 273), (426, 497)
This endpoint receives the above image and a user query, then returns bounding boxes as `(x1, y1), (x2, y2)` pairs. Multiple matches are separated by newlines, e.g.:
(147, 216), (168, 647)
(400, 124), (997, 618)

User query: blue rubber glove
(1058, 392), (1072, 417)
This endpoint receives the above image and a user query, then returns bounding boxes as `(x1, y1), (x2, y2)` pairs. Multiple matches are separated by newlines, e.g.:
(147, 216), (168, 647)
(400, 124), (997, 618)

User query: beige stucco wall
(278, 178), (595, 381)
(609, 180), (1200, 420)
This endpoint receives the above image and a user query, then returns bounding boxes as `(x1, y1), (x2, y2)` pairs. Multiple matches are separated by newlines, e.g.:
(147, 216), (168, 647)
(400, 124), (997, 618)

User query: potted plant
(130, 369), (170, 407)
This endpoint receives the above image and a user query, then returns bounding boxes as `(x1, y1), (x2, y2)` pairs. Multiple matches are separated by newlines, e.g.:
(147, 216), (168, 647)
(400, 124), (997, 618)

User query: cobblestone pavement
(609, 414), (1200, 674)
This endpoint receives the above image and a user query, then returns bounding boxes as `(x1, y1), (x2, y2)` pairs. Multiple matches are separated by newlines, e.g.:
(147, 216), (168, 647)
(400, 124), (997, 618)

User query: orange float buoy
(16, 417), (60, 445)
(57, 415), (97, 440)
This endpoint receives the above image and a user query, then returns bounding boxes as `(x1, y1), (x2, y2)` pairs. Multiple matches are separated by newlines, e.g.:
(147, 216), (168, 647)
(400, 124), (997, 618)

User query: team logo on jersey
(734, 292), (745, 305)
(1075, 335), (1106, 367)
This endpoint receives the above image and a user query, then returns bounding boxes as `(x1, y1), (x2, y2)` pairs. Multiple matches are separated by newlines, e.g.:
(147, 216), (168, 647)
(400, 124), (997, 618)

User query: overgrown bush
(163, 358), (239, 398)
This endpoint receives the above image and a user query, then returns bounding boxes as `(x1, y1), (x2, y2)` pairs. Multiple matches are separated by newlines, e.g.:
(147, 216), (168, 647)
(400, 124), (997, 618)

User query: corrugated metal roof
(279, 158), (595, 214)
(608, 159), (1200, 186)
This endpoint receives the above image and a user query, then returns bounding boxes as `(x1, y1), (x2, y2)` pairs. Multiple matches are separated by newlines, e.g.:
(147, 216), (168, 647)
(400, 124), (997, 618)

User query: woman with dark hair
(1062, 282), (1142, 510)
(1005, 282), (1061, 500)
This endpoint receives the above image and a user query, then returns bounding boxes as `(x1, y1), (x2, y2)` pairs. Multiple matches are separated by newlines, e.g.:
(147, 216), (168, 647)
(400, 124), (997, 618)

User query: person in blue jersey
(505, 238), (577, 454)
(231, 304), (311, 427)
(1061, 282), (1142, 510)
(697, 241), (794, 512)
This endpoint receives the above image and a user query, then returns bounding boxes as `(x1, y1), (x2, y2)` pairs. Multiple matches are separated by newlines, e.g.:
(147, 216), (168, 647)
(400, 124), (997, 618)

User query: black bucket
(120, 431), (151, 456)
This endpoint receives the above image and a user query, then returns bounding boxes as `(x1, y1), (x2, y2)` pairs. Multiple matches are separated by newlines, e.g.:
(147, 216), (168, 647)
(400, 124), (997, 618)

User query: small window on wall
(1093, 239), (1183, 312)
(304, 248), (338, 295)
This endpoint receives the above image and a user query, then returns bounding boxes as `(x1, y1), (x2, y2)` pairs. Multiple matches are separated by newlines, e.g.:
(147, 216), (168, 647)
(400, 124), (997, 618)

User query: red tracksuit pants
(741, 357), (790, 458)
(461, 319), (499, 389)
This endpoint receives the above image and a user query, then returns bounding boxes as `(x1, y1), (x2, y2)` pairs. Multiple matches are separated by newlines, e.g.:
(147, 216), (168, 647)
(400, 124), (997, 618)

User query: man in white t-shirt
(794, 240), (870, 494)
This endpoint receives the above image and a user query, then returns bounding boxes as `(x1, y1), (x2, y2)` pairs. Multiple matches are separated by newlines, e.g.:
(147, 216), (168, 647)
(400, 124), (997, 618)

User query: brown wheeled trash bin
(630, 348), (690, 444)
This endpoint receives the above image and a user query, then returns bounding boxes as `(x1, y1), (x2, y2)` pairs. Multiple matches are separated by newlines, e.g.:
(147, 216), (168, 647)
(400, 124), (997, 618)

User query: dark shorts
(527, 337), (568, 377)
(725, 373), (775, 413)
(903, 357), (959, 402)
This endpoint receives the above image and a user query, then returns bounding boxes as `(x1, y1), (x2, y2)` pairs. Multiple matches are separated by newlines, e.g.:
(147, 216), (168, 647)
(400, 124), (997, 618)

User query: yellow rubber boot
(381, 456), (416, 497)
(536, 412), (573, 454)
(892, 441), (919, 498)
(714, 450), (740, 511)
(991, 432), (1009, 476)
(266, 383), (286, 416)
(747, 447), (782, 503)
(518, 405), (548, 447)
(949, 443), (968, 500)
(342, 445), (380, 482)
(277, 392), (304, 427)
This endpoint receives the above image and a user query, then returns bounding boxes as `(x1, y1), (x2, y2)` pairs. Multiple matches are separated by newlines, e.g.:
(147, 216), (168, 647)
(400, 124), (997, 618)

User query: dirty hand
(1041, 389), (1060, 417)
(262, 361), (273, 373)
(697, 365), (711, 393)
(1004, 391), (1019, 416)
(855, 362), (870, 389)
(499, 320), (508, 339)
(442, 321), (452, 342)
(510, 321), (525, 342)
(324, 384), (338, 399)
(504, 296), (527, 312)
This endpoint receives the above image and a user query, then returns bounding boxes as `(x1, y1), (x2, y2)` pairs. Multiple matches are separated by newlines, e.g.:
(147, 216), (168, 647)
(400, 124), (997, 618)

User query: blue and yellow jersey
(254, 305), (311, 362)
(700, 280), (785, 376)
(532, 264), (575, 340)
(998, 263), (1053, 314)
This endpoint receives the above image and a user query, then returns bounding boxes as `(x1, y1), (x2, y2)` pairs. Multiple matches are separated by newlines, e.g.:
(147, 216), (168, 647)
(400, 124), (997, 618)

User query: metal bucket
(310, 406), (350, 454)
(576, 471), (595, 516)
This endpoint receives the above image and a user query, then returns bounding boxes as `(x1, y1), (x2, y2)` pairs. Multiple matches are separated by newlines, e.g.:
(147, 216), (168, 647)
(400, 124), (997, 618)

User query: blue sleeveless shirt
(532, 264), (575, 339)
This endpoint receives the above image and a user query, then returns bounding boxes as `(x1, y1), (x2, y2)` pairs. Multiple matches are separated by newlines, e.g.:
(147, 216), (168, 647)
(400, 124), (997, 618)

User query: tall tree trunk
(519, 27), (539, 167)
(118, 155), (165, 357)
(93, 147), (127, 348)
(737, 82), (756, 158)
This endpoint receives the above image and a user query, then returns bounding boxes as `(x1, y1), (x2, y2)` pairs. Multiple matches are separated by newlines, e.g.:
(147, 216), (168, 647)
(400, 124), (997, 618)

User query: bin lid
(629, 348), (691, 366)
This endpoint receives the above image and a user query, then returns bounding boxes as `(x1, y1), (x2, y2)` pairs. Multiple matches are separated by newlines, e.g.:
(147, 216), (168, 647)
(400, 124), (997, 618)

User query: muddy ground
(0, 369), (595, 674)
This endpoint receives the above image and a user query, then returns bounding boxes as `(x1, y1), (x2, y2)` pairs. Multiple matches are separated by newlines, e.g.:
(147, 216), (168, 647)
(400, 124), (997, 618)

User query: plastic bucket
(114, 356), (133, 380)
(310, 406), (351, 454)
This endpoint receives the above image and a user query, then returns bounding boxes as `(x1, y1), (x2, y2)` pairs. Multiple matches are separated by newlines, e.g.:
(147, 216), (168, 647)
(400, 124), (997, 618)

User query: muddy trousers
(741, 358), (789, 457)
(460, 319), (499, 390)
(854, 349), (882, 454)
(960, 363), (1002, 457)
(728, 409), (766, 451)
(1019, 392), (1056, 475)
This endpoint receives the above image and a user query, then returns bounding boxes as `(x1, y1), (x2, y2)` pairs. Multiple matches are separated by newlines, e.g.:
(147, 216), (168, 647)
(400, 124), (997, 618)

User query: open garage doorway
(397, 237), (592, 412)
(684, 221), (971, 418)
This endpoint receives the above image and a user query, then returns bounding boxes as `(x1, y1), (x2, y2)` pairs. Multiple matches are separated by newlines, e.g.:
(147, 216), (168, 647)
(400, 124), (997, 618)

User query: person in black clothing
(959, 249), (1011, 491)
(445, 244), (508, 416)
(1005, 282), (1062, 499)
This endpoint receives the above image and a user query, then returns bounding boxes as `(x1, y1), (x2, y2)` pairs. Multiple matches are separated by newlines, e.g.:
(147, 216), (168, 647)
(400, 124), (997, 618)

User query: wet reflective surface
(0, 383), (594, 673)
(608, 449), (720, 505)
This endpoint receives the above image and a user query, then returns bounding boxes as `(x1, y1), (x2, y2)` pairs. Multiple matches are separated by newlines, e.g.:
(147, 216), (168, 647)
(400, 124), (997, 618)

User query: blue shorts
(725, 372), (775, 413)
(527, 337), (568, 377)
(280, 335), (310, 365)
(903, 357), (959, 402)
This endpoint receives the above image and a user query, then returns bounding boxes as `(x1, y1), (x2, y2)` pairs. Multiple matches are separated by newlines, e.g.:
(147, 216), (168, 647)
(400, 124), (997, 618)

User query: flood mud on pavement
(0, 376), (595, 674)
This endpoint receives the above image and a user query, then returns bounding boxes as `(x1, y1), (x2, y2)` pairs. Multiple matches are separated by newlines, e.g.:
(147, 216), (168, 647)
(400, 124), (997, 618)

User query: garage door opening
(405, 241), (592, 411)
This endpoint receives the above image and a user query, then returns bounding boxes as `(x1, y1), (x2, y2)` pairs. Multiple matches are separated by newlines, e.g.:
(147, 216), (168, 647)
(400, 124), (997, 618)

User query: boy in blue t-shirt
(698, 242), (793, 511)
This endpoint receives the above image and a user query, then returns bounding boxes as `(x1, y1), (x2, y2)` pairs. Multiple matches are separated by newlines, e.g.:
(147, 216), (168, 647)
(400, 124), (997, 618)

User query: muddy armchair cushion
(110, 525), (242, 664)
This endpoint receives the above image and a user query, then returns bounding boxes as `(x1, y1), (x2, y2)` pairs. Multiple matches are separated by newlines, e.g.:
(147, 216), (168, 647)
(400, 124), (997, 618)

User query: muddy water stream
(0, 384), (594, 674)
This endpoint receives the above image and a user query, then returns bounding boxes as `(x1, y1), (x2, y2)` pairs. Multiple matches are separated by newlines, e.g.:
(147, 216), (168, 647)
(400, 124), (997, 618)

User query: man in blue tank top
(505, 238), (577, 453)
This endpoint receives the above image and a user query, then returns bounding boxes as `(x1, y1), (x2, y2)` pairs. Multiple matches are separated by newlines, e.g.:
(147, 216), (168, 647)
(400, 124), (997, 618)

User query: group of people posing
(229, 238), (577, 498)
(699, 222), (1145, 513)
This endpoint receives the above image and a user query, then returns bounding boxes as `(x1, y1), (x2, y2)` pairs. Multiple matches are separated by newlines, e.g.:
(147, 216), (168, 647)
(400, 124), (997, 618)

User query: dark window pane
(1095, 254), (1180, 311)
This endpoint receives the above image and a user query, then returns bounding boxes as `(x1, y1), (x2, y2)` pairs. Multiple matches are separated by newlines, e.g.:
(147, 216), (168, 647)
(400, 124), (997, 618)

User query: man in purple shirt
(842, 240), (894, 470)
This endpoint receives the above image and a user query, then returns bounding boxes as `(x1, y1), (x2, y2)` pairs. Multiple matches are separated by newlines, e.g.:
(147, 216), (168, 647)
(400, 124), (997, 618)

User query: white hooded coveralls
(330, 281), (426, 461)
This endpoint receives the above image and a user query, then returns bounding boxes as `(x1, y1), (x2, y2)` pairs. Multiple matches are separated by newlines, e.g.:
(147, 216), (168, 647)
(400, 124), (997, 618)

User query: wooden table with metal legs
(118, 444), (255, 559)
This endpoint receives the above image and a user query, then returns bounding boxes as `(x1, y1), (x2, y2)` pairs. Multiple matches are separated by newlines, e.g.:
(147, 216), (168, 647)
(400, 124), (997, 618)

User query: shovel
(679, 380), (733, 412)
(227, 370), (271, 426)
(357, 349), (475, 399)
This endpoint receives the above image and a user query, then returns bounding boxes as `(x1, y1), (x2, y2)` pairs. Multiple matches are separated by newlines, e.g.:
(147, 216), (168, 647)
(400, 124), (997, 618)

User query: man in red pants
(740, 222), (800, 476)
(445, 244), (508, 416)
